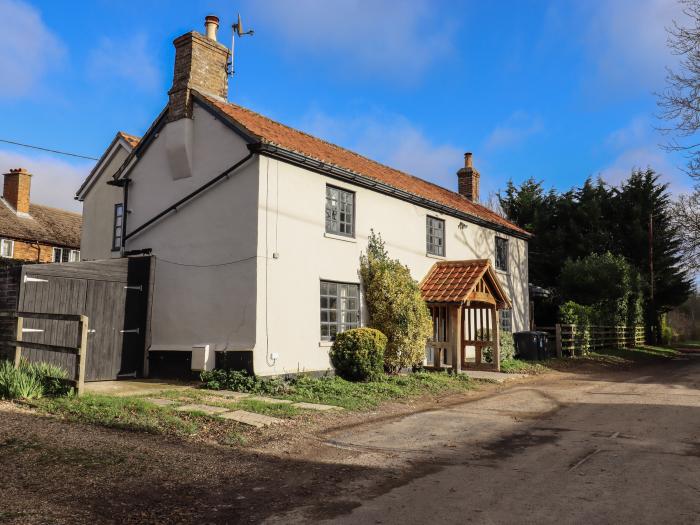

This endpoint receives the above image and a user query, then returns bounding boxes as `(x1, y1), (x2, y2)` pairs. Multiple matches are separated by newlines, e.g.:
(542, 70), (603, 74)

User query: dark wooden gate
(16, 256), (152, 381)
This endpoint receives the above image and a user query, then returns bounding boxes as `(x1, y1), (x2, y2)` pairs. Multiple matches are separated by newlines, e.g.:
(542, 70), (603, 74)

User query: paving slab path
(175, 404), (230, 415)
(220, 410), (283, 428)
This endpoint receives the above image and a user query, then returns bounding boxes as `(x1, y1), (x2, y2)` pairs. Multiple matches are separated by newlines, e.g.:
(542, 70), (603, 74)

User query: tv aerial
(230, 13), (254, 76)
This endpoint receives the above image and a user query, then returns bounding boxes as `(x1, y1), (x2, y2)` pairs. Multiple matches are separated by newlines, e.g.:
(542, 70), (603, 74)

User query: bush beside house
(360, 231), (432, 373)
(329, 328), (386, 381)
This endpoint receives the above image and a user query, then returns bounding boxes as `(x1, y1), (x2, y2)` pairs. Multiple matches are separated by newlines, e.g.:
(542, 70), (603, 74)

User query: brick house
(0, 168), (82, 264)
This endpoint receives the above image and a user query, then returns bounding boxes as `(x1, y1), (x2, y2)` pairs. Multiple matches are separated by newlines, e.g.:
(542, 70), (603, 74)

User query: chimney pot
(464, 152), (473, 168)
(204, 15), (220, 41)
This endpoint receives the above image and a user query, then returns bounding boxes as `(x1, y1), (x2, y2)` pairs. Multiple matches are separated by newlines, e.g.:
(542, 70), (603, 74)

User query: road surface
(272, 355), (700, 524)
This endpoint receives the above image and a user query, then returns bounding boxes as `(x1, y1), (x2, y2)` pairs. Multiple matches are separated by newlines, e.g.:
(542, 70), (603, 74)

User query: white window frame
(500, 309), (512, 333)
(69, 249), (80, 262)
(0, 239), (14, 258)
(320, 280), (361, 341)
(112, 203), (124, 251)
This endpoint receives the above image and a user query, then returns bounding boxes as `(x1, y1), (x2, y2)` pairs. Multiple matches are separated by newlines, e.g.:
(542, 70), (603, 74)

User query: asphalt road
(277, 356), (700, 524)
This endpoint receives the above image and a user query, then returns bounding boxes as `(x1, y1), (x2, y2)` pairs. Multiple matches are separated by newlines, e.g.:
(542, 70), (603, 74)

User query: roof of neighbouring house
(420, 259), (511, 308)
(0, 201), (82, 248)
(196, 93), (530, 238)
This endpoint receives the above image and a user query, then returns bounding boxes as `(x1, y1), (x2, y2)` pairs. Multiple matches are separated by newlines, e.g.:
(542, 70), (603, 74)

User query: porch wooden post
(491, 308), (500, 372)
(450, 305), (462, 373)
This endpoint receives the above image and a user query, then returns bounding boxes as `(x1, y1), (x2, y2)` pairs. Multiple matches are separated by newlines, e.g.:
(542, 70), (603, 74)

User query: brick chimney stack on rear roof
(457, 152), (480, 202)
(3, 168), (32, 214)
(168, 15), (230, 122)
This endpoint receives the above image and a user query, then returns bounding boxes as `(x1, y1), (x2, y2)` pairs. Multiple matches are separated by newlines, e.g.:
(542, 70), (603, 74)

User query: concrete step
(219, 410), (283, 428)
(292, 402), (342, 411)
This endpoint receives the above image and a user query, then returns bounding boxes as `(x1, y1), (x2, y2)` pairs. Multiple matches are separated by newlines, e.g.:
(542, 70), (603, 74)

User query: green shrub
(200, 369), (288, 396)
(329, 328), (386, 381)
(23, 362), (70, 397)
(559, 301), (592, 355)
(360, 231), (432, 373)
(0, 361), (43, 400)
(483, 331), (515, 364)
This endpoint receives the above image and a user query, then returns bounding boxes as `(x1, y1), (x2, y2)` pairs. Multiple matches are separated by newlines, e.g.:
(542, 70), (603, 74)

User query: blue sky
(0, 0), (695, 213)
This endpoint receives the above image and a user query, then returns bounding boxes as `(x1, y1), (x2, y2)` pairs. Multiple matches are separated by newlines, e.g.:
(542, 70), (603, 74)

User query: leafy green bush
(483, 331), (515, 363)
(360, 231), (432, 373)
(200, 369), (289, 396)
(329, 328), (386, 381)
(559, 300), (592, 355)
(24, 362), (70, 397)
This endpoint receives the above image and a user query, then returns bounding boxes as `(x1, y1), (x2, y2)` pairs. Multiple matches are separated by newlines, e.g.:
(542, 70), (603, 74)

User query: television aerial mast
(230, 13), (254, 77)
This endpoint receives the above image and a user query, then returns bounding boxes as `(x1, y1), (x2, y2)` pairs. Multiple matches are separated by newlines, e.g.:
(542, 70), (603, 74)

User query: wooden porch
(420, 259), (511, 373)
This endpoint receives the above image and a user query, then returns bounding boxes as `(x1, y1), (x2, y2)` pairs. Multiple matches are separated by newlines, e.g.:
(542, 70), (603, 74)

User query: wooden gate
(16, 256), (152, 381)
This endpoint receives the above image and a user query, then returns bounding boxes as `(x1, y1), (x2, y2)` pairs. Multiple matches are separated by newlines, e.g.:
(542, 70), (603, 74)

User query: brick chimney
(168, 15), (230, 122)
(457, 152), (480, 202)
(3, 168), (32, 214)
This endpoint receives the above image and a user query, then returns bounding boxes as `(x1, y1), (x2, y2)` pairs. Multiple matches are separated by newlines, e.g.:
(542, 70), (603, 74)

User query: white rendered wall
(125, 103), (260, 358)
(253, 156), (529, 376)
(80, 145), (129, 260)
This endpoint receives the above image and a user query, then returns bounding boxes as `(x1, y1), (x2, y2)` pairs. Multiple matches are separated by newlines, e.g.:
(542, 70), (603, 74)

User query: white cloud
(246, 0), (455, 82)
(0, 0), (65, 98)
(300, 108), (462, 189)
(579, 0), (685, 90)
(87, 34), (160, 91)
(483, 111), (544, 151)
(597, 117), (692, 195)
(0, 149), (90, 212)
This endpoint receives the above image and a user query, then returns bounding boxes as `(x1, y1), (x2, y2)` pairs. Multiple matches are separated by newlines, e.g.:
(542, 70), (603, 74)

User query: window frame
(426, 215), (446, 257)
(325, 185), (355, 238)
(495, 236), (509, 272)
(320, 279), (361, 341)
(112, 203), (124, 252)
(500, 309), (512, 333)
(0, 239), (14, 258)
(69, 249), (80, 262)
(52, 247), (70, 263)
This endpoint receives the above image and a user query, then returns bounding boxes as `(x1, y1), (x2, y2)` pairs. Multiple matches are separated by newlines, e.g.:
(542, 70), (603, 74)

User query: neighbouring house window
(325, 186), (354, 237)
(112, 203), (124, 251)
(69, 250), (80, 262)
(320, 280), (360, 340)
(495, 237), (508, 272)
(500, 309), (512, 333)
(53, 247), (71, 263)
(0, 239), (14, 258)
(426, 216), (445, 256)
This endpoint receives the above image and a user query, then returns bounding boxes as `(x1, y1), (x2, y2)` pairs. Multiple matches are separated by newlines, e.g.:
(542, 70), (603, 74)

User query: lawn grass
(32, 394), (200, 436)
(499, 359), (548, 374)
(276, 371), (474, 410)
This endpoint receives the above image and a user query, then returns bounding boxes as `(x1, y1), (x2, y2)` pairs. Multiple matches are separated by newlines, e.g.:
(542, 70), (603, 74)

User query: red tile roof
(118, 132), (140, 149)
(199, 94), (529, 237)
(420, 259), (510, 307)
(0, 201), (81, 248)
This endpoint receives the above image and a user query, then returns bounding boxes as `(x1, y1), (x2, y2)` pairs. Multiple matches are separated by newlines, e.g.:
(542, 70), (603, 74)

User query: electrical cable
(155, 255), (259, 268)
(0, 138), (99, 161)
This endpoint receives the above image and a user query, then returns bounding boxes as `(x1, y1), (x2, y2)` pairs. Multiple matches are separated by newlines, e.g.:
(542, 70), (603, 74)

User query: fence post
(13, 316), (23, 368)
(75, 315), (88, 396)
(555, 323), (562, 358)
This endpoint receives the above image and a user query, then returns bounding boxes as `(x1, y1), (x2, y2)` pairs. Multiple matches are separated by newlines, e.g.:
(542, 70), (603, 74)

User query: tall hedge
(360, 231), (432, 373)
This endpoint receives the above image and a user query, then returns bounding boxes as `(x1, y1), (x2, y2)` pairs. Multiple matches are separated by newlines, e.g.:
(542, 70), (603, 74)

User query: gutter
(249, 142), (531, 240)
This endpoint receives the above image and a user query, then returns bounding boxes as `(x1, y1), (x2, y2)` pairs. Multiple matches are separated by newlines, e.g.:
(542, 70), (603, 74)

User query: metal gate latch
(120, 328), (140, 334)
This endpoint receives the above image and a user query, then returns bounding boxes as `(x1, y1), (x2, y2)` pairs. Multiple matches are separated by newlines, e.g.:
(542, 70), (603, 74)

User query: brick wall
(7, 240), (55, 263)
(0, 264), (21, 360)
(168, 31), (229, 121)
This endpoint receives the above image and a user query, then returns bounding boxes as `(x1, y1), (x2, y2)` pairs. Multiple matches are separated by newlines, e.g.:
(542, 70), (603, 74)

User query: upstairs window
(426, 216), (445, 256)
(320, 280), (360, 341)
(112, 203), (124, 251)
(0, 239), (14, 258)
(495, 237), (508, 272)
(69, 250), (81, 262)
(325, 186), (354, 237)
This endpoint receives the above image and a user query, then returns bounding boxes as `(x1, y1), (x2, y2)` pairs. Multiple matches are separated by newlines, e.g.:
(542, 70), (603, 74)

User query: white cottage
(78, 17), (530, 378)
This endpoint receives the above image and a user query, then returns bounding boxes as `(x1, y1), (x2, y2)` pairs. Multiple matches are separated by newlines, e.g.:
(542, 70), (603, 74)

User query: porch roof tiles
(420, 259), (511, 308)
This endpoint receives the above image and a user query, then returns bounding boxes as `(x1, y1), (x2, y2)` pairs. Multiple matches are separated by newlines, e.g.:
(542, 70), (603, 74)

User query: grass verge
(277, 371), (474, 410)
(31, 394), (199, 436)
